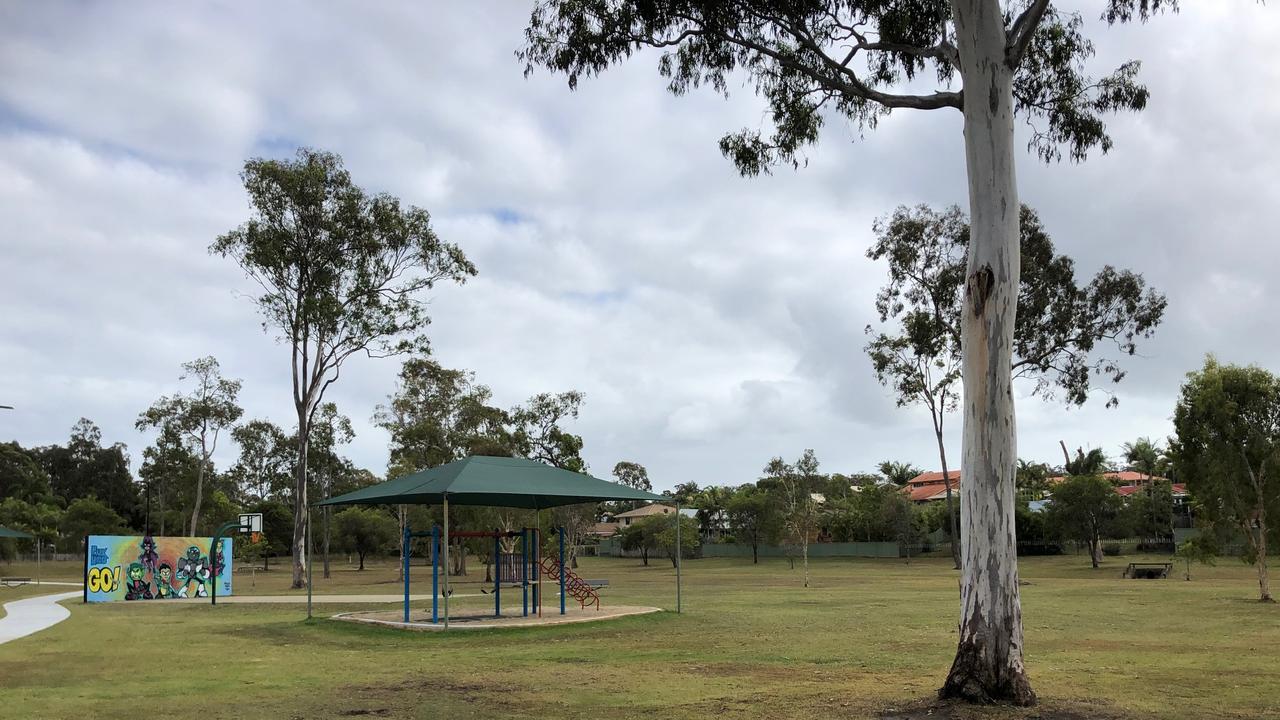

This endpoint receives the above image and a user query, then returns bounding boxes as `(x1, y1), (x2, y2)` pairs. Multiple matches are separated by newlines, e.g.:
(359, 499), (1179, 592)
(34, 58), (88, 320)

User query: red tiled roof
(1115, 482), (1187, 497)
(906, 470), (961, 487)
(1048, 471), (1169, 485)
(905, 479), (959, 502)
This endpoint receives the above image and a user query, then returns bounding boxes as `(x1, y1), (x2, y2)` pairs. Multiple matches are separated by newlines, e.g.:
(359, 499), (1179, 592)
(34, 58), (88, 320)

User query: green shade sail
(317, 455), (667, 509)
(0, 525), (33, 539)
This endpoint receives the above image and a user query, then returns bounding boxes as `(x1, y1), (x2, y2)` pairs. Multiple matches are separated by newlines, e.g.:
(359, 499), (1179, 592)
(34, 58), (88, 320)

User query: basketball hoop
(239, 513), (263, 534)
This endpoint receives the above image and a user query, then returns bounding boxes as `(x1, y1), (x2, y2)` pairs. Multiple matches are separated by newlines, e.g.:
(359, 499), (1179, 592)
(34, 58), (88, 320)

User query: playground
(1, 553), (1277, 719)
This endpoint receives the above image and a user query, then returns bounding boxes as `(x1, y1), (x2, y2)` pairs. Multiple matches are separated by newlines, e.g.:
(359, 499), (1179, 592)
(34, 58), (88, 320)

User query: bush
(1102, 542), (1123, 556)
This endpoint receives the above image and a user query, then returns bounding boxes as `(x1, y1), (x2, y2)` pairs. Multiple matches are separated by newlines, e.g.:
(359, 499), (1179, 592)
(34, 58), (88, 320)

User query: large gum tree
(520, 0), (1185, 704)
(212, 148), (476, 589)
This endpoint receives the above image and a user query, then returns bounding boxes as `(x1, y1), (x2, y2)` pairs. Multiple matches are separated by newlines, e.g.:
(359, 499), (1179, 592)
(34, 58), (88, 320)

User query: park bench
(584, 579), (609, 589)
(1123, 562), (1172, 579)
(1, 576), (32, 587)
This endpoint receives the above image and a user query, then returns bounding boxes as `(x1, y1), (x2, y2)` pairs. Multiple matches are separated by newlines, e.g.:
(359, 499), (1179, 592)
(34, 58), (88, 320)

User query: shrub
(1102, 542), (1123, 556)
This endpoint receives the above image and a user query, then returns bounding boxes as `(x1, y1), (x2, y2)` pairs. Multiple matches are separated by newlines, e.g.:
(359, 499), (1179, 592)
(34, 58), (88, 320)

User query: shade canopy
(0, 525), (33, 539)
(318, 455), (667, 510)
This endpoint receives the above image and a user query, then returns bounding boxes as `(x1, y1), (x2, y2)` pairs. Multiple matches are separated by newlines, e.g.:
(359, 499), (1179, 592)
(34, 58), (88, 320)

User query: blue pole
(559, 526), (566, 615)
(403, 523), (411, 623)
(494, 529), (500, 617)
(431, 525), (439, 624)
(522, 528), (529, 617)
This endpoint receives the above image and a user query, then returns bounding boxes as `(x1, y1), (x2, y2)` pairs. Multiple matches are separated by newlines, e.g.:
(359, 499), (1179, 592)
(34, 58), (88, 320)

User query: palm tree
(878, 460), (924, 486)
(1064, 447), (1110, 476)
(1121, 437), (1165, 482)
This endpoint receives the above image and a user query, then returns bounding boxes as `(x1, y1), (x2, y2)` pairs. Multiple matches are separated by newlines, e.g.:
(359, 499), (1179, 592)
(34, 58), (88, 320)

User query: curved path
(0, 591), (80, 645)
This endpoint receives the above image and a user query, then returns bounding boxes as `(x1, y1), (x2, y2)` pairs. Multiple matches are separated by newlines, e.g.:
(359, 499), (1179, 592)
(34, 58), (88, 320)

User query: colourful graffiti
(85, 535), (232, 603)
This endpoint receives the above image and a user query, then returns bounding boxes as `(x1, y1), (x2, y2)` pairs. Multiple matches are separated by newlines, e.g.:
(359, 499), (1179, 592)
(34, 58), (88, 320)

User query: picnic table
(1123, 562), (1172, 579)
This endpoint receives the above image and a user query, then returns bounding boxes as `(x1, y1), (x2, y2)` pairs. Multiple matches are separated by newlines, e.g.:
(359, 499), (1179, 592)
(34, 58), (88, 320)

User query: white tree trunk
(189, 445), (206, 536)
(291, 419), (309, 589)
(941, 0), (1035, 706)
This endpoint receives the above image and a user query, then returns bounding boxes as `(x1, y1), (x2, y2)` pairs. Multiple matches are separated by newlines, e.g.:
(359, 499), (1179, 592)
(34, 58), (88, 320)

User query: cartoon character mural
(176, 545), (213, 598)
(84, 535), (233, 603)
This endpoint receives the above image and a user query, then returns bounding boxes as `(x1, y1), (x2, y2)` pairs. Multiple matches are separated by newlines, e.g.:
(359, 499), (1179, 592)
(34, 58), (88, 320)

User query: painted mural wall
(85, 535), (233, 602)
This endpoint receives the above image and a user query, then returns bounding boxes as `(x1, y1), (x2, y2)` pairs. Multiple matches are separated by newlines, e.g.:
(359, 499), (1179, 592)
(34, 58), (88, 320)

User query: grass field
(1, 552), (1277, 719)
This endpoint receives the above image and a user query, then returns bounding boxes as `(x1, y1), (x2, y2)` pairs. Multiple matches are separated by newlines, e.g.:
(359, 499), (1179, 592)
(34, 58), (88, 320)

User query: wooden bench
(1, 577), (32, 588)
(1123, 562), (1172, 579)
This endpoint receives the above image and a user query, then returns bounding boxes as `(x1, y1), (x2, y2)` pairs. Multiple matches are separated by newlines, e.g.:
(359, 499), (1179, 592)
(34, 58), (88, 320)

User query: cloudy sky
(2, 2), (1277, 492)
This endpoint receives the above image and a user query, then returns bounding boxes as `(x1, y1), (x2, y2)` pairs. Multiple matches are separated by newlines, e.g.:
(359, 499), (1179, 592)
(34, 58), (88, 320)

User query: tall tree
(138, 423), (201, 536)
(866, 204), (1166, 565)
(726, 484), (783, 563)
(0, 442), (53, 504)
(612, 461), (652, 491)
(1044, 474), (1125, 568)
(230, 420), (294, 502)
(1121, 436), (1166, 481)
(511, 391), (587, 471)
(1172, 357), (1280, 603)
(35, 419), (138, 523)
(520, 1), (1197, 703)
(212, 148), (476, 588)
(766, 451), (824, 588)
(878, 460), (924, 487)
(137, 356), (243, 536)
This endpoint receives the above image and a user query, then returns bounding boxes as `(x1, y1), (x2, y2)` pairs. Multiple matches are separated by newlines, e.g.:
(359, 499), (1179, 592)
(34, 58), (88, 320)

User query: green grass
(1, 553), (1276, 719)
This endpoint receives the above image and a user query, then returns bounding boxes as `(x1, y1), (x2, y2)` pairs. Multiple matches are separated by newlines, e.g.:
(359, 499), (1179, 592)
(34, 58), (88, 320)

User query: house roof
(906, 470), (961, 487)
(1115, 482), (1187, 497)
(587, 521), (620, 536)
(906, 479), (959, 502)
(1047, 471), (1169, 485)
(613, 503), (676, 519)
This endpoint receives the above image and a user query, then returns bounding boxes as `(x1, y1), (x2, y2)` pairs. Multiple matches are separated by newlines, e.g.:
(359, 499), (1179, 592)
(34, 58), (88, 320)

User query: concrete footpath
(0, 591), (81, 645)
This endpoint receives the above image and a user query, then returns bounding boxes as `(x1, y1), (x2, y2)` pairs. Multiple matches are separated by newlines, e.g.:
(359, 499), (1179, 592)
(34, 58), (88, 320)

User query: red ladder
(539, 555), (600, 610)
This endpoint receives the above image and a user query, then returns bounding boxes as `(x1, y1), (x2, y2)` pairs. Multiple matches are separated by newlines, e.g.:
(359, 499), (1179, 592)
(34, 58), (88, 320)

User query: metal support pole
(403, 523), (411, 623)
(535, 527), (541, 617)
(306, 506), (313, 619)
(494, 529), (501, 617)
(676, 503), (682, 614)
(442, 494), (450, 630)
(431, 525), (439, 624)
(559, 526), (566, 615)
(521, 528), (529, 617)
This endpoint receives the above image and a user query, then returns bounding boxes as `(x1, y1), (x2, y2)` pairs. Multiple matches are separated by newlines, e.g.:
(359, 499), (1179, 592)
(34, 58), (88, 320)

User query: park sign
(84, 535), (232, 603)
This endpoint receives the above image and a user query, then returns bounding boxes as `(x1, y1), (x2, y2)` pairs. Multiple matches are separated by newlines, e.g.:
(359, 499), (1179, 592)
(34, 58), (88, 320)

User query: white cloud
(2, 1), (1279, 489)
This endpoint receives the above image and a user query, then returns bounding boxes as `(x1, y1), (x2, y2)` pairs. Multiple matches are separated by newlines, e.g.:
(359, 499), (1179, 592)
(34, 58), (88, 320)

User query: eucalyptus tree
(229, 420), (293, 502)
(612, 461), (652, 491)
(137, 357), (242, 536)
(866, 204), (1164, 566)
(520, 0), (1193, 703)
(212, 148), (476, 588)
(1172, 357), (1280, 603)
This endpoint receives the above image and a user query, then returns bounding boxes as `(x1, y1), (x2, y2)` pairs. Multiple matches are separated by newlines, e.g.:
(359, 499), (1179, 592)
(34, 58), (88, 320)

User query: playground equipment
(400, 523), (602, 625)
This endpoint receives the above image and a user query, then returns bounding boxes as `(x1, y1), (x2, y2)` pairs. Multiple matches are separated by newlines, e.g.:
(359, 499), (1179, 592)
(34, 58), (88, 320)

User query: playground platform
(331, 604), (661, 631)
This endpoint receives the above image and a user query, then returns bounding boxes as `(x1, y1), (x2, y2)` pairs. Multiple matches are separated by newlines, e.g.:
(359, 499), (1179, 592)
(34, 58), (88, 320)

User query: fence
(701, 542), (900, 559)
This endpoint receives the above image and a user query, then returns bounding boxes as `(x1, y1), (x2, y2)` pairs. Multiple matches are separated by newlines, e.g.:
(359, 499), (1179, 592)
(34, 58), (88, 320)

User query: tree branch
(1006, 0), (1052, 69)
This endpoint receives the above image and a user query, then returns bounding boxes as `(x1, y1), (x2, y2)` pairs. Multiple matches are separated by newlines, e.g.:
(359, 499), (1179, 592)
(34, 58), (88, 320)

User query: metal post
(306, 506), (313, 619)
(559, 526), (566, 615)
(535, 527), (541, 617)
(442, 494), (450, 630)
(36, 536), (41, 587)
(676, 503), (682, 614)
(494, 530), (501, 617)
(403, 523), (411, 623)
(431, 525), (439, 624)
(521, 527), (529, 617)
